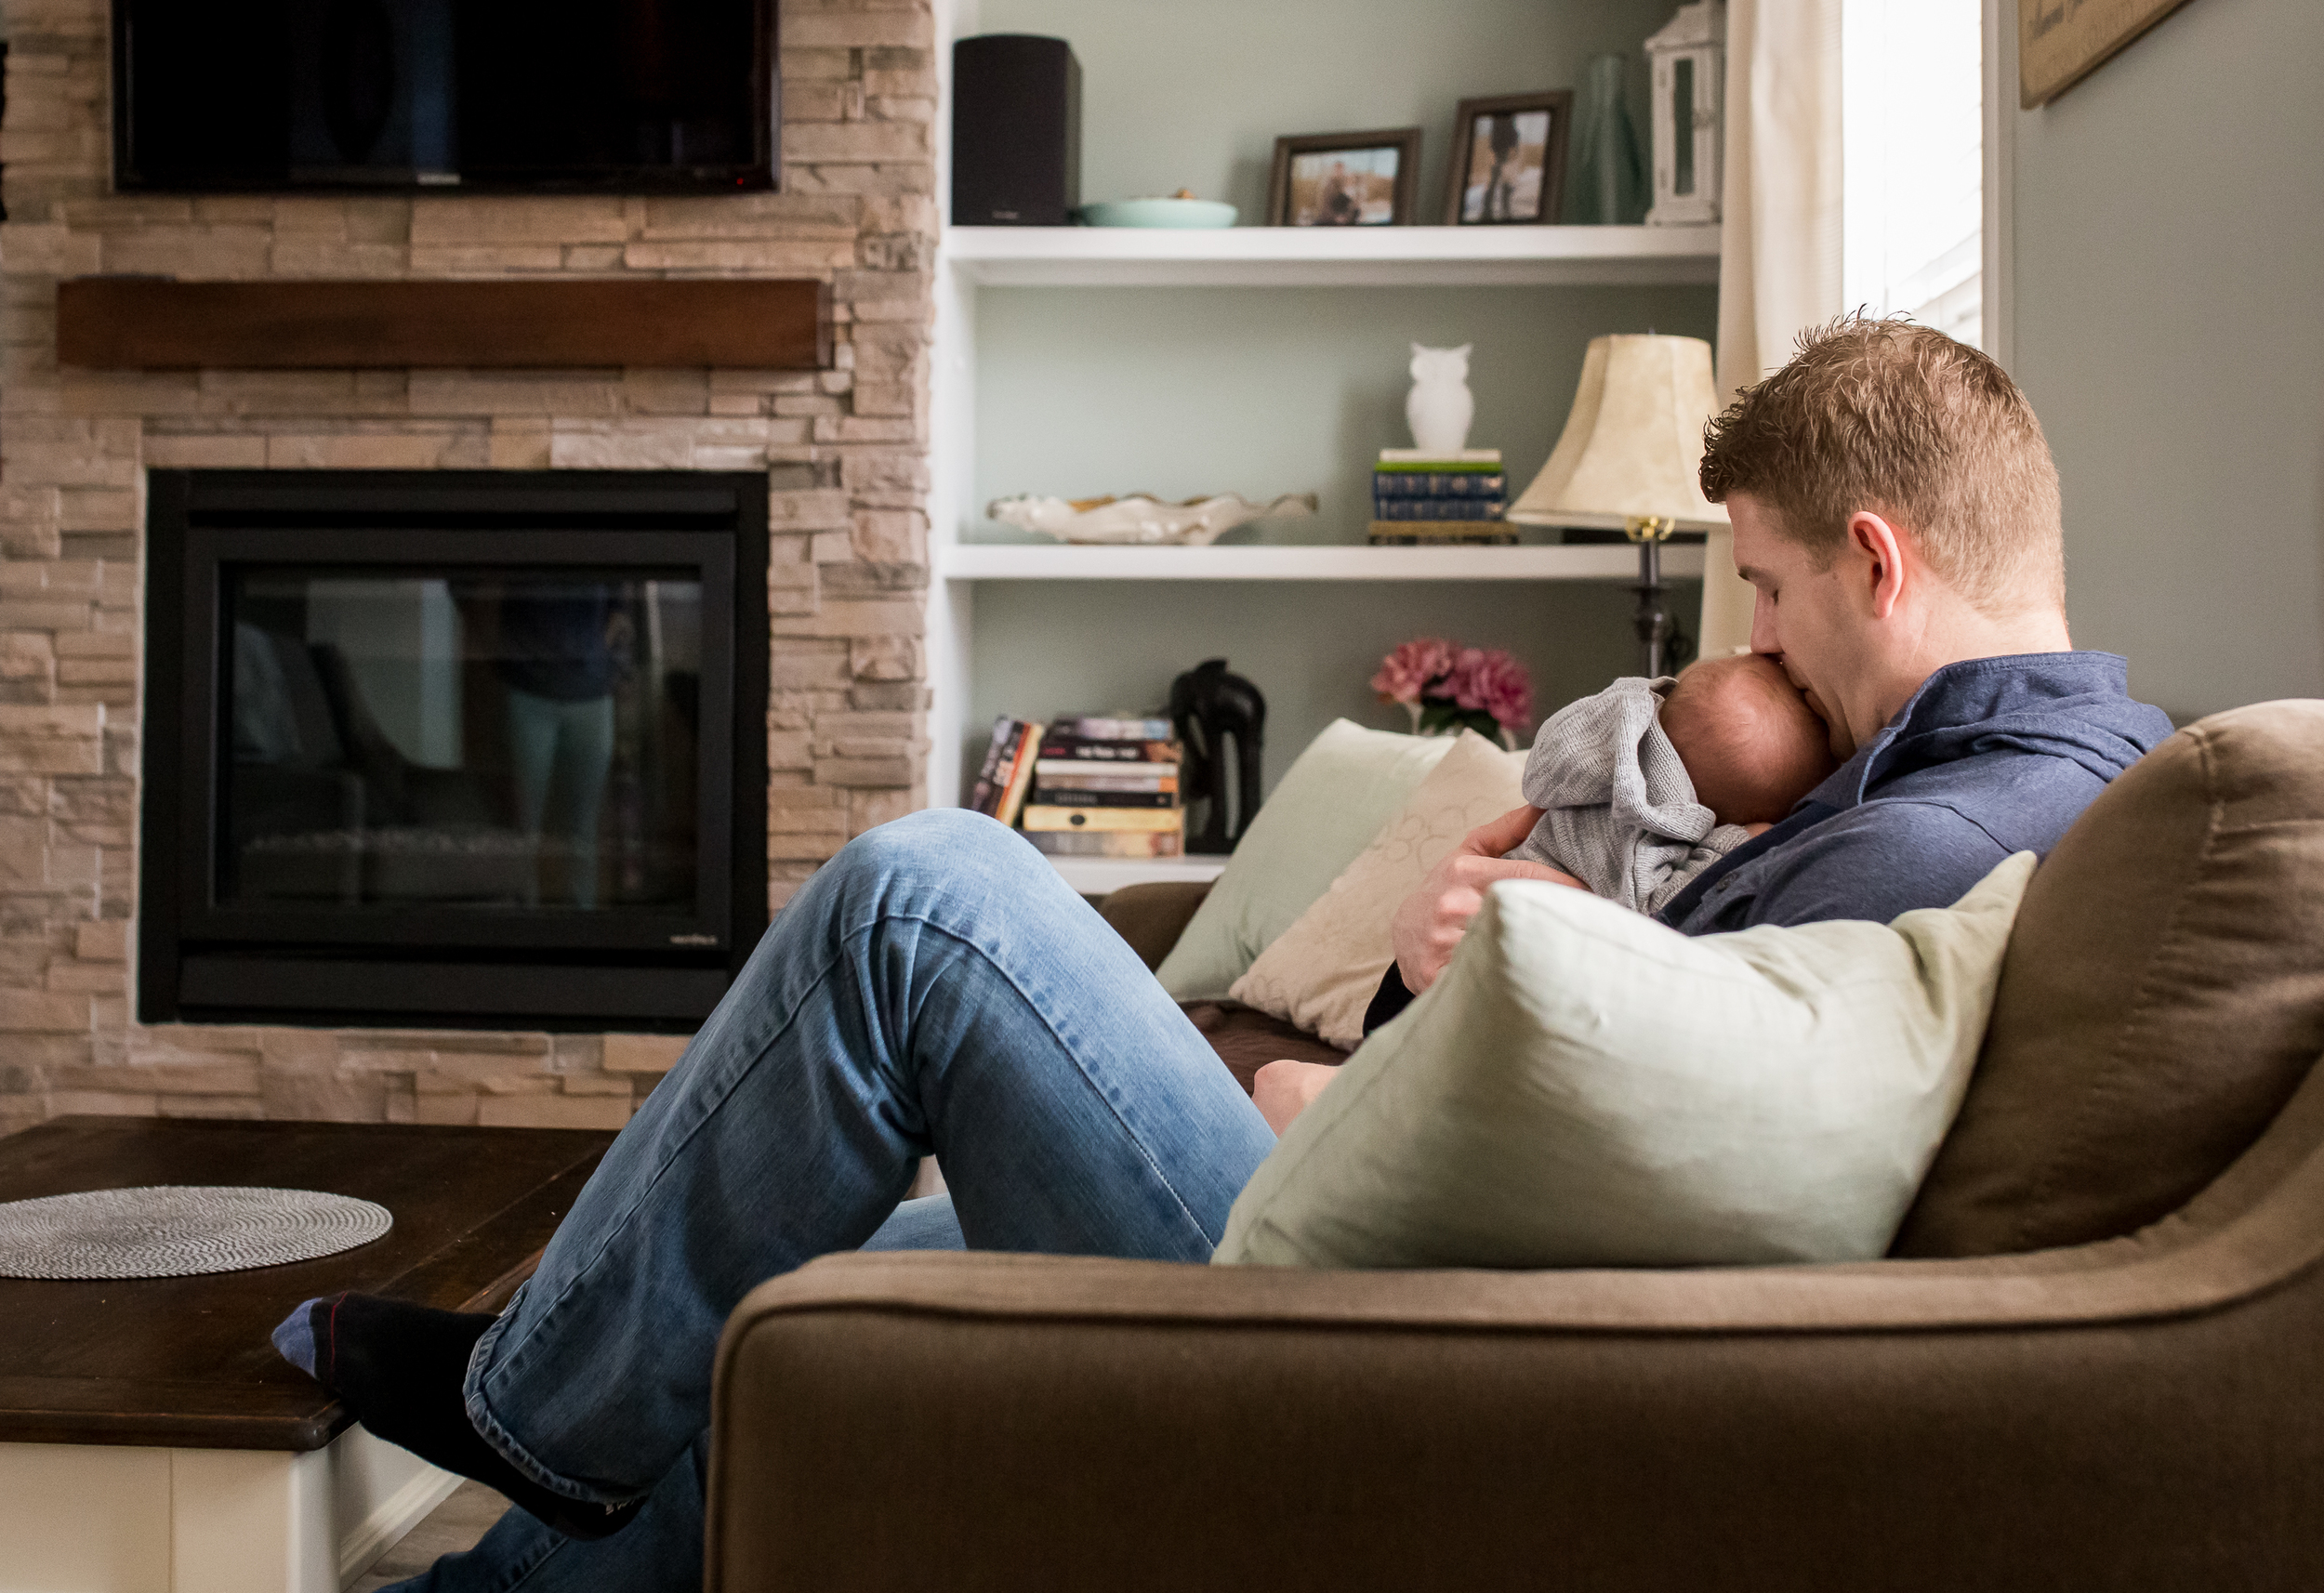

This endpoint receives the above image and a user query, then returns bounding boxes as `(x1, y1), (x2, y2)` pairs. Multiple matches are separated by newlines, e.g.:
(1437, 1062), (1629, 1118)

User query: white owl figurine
(1406, 343), (1474, 455)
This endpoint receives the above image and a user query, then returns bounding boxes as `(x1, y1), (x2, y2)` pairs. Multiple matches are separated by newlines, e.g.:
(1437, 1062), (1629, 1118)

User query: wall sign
(2020, 0), (2198, 107)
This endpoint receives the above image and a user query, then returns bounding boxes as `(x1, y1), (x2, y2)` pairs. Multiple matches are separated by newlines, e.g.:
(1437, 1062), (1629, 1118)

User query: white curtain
(1697, 0), (1845, 659)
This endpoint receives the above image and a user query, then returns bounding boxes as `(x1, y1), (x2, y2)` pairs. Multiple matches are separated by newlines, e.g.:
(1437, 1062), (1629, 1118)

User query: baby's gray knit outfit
(1503, 675), (1751, 915)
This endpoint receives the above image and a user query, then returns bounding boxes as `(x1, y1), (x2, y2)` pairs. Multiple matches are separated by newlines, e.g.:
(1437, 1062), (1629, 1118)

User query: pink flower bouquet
(1371, 636), (1533, 746)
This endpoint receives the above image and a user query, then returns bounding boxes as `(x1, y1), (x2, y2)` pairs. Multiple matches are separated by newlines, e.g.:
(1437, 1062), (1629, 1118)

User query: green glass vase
(1566, 52), (1648, 225)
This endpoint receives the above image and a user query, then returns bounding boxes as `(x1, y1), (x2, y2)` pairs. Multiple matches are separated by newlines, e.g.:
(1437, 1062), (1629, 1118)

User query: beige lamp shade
(1507, 334), (1729, 532)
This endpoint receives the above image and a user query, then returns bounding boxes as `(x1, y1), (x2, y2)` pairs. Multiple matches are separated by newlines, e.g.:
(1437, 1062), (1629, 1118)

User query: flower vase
(1373, 637), (1531, 752)
(1412, 697), (1516, 749)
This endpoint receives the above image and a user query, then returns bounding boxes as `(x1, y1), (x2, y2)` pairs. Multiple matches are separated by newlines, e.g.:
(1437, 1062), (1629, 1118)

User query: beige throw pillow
(1229, 731), (1525, 1048)
(1155, 720), (1460, 1000)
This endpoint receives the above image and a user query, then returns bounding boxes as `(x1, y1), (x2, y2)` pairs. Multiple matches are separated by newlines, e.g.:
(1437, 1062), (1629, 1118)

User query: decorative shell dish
(987, 492), (1318, 546)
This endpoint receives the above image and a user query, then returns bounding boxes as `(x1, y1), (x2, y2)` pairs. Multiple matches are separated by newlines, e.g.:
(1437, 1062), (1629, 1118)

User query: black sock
(288, 1292), (641, 1542)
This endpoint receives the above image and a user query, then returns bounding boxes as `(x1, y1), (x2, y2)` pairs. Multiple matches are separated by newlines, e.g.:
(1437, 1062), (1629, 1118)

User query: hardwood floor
(352, 1481), (511, 1590)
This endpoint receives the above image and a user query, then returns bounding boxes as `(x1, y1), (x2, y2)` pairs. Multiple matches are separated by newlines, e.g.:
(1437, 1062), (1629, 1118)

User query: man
(1307, 316), (2172, 1125)
(283, 320), (2171, 1590)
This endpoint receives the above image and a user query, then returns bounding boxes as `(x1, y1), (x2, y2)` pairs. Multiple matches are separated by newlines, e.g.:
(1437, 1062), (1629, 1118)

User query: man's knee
(833, 806), (1037, 882)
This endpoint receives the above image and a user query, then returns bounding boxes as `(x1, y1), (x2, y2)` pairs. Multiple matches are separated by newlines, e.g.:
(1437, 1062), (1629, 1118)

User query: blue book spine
(1371, 498), (1505, 521)
(1371, 471), (1507, 499)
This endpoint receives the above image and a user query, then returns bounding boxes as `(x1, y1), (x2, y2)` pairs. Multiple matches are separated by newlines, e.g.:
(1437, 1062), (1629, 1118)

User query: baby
(1505, 653), (1837, 915)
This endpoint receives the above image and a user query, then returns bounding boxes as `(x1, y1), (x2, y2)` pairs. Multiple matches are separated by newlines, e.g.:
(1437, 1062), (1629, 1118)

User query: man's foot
(271, 1293), (642, 1542)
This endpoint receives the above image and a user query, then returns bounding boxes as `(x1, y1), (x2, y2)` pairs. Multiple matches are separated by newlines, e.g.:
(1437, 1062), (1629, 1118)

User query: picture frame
(2017, 0), (2194, 107)
(1444, 91), (1574, 226)
(1267, 127), (1424, 228)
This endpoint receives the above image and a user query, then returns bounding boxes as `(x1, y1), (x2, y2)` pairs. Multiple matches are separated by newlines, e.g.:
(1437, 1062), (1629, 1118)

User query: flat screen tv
(112, 0), (777, 192)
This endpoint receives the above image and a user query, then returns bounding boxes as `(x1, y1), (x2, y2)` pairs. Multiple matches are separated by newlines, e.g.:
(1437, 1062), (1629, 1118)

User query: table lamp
(1506, 333), (1727, 676)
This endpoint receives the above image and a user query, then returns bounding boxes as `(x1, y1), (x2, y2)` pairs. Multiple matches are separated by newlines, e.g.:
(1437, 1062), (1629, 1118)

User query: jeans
(504, 687), (615, 910)
(385, 809), (1274, 1591)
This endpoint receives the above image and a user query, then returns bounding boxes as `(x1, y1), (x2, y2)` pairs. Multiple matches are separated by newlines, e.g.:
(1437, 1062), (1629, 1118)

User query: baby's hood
(1522, 675), (1717, 844)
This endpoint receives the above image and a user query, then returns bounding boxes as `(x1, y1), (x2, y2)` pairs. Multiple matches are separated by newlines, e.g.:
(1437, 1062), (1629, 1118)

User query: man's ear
(1848, 510), (1909, 620)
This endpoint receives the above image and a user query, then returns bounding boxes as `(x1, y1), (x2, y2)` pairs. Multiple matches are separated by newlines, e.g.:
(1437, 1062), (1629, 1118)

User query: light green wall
(971, 283), (1718, 546)
(968, 0), (1668, 224)
(2011, 0), (2324, 721)
(959, 0), (1714, 790)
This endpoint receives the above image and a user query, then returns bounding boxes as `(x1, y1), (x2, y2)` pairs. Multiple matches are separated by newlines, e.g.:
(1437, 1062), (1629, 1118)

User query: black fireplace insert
(140, 470), (770, 1029)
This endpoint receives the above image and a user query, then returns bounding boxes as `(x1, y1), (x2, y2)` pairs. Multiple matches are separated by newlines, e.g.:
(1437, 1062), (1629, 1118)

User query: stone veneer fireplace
(0, 0), (937, 1134)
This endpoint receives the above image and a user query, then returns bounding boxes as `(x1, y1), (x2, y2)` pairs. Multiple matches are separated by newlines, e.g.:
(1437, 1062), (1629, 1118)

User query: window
(1842, 0), (1984, 348)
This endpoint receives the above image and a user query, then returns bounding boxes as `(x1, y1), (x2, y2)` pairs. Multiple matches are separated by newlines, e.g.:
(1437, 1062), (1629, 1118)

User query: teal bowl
(1079, 198), (1239, 229)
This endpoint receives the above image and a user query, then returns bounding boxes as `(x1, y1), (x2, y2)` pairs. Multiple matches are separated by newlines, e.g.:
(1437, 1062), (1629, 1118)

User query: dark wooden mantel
(57, 276), (833, 370)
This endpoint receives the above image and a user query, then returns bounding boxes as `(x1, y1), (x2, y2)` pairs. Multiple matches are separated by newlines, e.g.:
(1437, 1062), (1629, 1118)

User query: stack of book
(1023, 715), (1184, 859)
(1367, 447), (1513, 546)
(966, 716), (1046, 826)
(969, 714), (1186, 856)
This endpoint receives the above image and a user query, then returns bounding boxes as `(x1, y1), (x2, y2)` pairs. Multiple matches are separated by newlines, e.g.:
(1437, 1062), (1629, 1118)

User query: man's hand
(1390, 805), (1585, 995)
(1252, 1059), (1342, 1137)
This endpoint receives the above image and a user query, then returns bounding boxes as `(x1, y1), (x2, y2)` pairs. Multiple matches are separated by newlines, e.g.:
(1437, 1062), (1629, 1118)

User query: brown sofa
(705, 703), (2324, 1590)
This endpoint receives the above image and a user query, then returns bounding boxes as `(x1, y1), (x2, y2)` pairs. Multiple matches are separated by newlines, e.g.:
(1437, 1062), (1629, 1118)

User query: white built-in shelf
(1045, 854), (1230, 895)
(941, 542), (1707, 583)
(944, 224), (1721, 289)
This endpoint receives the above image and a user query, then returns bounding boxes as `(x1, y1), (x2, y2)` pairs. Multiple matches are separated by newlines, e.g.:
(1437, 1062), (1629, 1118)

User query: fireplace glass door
(223, 569), (705, 919)
(142, 470), (769, 1029)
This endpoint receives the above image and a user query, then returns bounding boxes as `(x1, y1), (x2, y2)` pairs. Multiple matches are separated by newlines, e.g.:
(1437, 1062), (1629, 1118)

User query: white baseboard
(335, 1434), (464, 1588)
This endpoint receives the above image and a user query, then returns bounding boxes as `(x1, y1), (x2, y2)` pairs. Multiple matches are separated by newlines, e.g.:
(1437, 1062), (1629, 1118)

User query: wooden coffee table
(0, 1117), (614, 1593)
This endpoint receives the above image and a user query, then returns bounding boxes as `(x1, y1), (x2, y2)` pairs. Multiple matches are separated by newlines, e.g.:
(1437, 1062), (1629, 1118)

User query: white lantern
(1644, 0), (1725, 227)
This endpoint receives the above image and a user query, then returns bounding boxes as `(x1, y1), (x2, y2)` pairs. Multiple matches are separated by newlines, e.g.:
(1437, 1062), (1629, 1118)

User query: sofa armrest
(707, 1071), (2324, 1591)
(1096, 879), (1213, 972)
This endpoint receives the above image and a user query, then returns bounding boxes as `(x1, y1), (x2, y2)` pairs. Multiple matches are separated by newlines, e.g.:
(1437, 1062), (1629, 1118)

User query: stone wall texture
(0, 0), (936, 1138)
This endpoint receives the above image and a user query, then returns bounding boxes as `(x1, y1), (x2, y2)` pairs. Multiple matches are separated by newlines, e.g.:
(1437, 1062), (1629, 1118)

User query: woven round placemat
(0, 1185), (393, 1280)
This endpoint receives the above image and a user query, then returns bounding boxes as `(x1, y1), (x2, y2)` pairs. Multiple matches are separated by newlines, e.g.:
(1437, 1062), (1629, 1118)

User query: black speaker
(952, 35), (1081, 226)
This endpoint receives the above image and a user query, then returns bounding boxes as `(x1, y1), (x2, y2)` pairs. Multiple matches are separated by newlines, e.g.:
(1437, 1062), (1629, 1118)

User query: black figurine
(1169, 659), (1266, 854)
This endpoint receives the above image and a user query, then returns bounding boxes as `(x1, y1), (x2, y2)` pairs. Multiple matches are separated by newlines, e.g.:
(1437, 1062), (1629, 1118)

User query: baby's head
(1659, 654), (1837, 828)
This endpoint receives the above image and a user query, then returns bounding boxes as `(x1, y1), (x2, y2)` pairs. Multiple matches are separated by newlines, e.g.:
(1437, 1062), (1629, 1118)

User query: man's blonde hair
(1698, 316), (2065, 614)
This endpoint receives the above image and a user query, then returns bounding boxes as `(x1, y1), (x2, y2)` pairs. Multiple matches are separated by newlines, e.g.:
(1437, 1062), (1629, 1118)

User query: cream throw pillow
(1216, 853), (2036, 1270)
(1155, 720), (1459, 1001)
(1229, 731), (1525, 1048)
